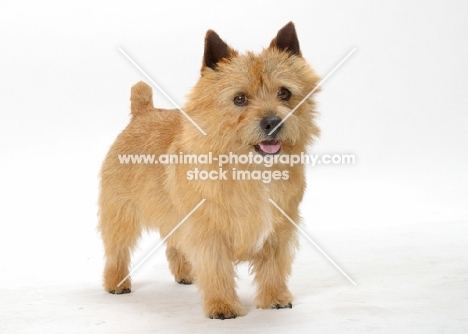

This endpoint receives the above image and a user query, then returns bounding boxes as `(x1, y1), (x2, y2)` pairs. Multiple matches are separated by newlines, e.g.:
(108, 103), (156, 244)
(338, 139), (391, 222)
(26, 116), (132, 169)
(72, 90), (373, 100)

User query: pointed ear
(202, 30), (236, 70)
(269, 21), (301, 57)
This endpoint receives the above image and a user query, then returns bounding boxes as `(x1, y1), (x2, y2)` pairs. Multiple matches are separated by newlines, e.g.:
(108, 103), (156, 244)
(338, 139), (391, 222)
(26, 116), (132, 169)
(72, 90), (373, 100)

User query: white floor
(1, 173), (467, 333)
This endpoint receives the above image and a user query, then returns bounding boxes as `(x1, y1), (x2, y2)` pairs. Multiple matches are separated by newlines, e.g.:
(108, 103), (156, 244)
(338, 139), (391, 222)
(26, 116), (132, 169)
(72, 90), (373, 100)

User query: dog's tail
(130, 81), (154, 117)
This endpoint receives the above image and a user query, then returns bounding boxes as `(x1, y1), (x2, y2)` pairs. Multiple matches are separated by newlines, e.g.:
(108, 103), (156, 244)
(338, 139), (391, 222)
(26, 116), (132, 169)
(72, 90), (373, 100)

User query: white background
(1, 0), (467, 333)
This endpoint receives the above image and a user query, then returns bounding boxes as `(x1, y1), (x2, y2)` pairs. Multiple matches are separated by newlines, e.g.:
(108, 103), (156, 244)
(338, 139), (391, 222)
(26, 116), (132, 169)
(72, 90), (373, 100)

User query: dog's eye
(233, 94), (248, 106)
(277, 87), (291, 101)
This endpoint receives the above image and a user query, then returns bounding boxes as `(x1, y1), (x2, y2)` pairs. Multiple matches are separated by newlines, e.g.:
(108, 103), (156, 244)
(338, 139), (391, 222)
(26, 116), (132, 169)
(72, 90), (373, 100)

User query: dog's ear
(203, 30), (236, 71)
(269, 22), (301, 57)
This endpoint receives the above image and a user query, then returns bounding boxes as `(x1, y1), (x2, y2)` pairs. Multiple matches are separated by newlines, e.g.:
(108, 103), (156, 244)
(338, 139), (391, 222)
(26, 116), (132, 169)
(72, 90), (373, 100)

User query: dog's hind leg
(99, 202), (141, 294)
(166, 246), (193, 284)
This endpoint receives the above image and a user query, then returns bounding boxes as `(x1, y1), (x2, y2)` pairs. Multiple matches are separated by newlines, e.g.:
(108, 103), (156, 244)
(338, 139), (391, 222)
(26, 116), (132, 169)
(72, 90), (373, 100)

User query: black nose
(260, 116), (283, 135)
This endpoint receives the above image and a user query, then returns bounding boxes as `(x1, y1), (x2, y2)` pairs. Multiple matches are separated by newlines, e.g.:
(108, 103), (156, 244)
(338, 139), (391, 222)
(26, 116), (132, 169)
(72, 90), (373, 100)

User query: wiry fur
(99, 22), (320, 319)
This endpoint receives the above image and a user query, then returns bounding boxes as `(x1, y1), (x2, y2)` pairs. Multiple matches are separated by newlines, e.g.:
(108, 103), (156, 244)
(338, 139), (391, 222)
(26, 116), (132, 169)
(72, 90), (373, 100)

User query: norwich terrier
(99, 22), (320, 319)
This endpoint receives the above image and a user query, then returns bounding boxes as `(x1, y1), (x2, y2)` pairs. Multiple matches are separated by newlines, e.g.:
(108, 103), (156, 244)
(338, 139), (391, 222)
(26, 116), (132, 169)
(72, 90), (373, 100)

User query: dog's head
(185, 22), (320, 155)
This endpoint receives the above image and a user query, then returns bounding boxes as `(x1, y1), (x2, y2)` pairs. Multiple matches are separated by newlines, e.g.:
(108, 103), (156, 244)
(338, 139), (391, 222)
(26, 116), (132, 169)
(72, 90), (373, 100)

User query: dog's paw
(205, 299), (245, 320)
(209, 312), (237, 320)
(104, 277), (132, 295)
(256, 299), (293, 309)
(108, 288), (131, 294)
(255, 288), (293, 309)
(273, 302), (292, 309)
(176, 277), (193, 285)
(103, 267), (132, 295)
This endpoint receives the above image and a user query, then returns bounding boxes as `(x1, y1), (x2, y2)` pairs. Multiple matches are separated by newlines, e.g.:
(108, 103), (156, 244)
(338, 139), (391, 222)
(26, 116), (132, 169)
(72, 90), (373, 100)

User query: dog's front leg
(188, 234), (245, 319)
(251, 223), (297, 309)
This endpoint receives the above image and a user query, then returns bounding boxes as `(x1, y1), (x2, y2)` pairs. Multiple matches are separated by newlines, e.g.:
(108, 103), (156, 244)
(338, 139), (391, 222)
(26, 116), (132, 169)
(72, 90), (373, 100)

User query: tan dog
(99, 22), (320, 319)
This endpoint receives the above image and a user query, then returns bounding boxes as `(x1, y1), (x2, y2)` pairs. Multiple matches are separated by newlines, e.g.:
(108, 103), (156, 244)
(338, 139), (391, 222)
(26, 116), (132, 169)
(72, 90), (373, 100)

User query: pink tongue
(259, 141), (281, 154)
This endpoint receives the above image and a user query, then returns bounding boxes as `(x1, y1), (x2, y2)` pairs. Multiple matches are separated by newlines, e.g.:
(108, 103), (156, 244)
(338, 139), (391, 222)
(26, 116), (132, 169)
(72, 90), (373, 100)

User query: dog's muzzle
(255, 116), (283, 155)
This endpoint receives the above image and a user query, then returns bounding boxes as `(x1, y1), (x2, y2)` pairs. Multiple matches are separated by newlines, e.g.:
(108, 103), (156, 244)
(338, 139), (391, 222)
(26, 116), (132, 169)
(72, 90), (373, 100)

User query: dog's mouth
(254, 140), (281, 155)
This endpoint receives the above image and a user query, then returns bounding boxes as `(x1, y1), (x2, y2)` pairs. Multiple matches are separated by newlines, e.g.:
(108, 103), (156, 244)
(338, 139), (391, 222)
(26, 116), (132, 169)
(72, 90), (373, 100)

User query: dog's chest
(230, 184), (274, 256)
(252, 198), (274, 253)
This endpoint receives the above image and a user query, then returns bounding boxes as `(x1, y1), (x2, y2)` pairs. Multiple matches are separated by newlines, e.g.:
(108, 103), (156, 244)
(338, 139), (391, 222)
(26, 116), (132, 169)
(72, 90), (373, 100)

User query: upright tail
(130, 81), (154, 116)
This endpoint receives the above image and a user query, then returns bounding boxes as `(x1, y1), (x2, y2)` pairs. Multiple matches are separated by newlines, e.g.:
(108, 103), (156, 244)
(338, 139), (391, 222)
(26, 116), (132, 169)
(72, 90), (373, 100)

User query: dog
(99, 21), (320, 319)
